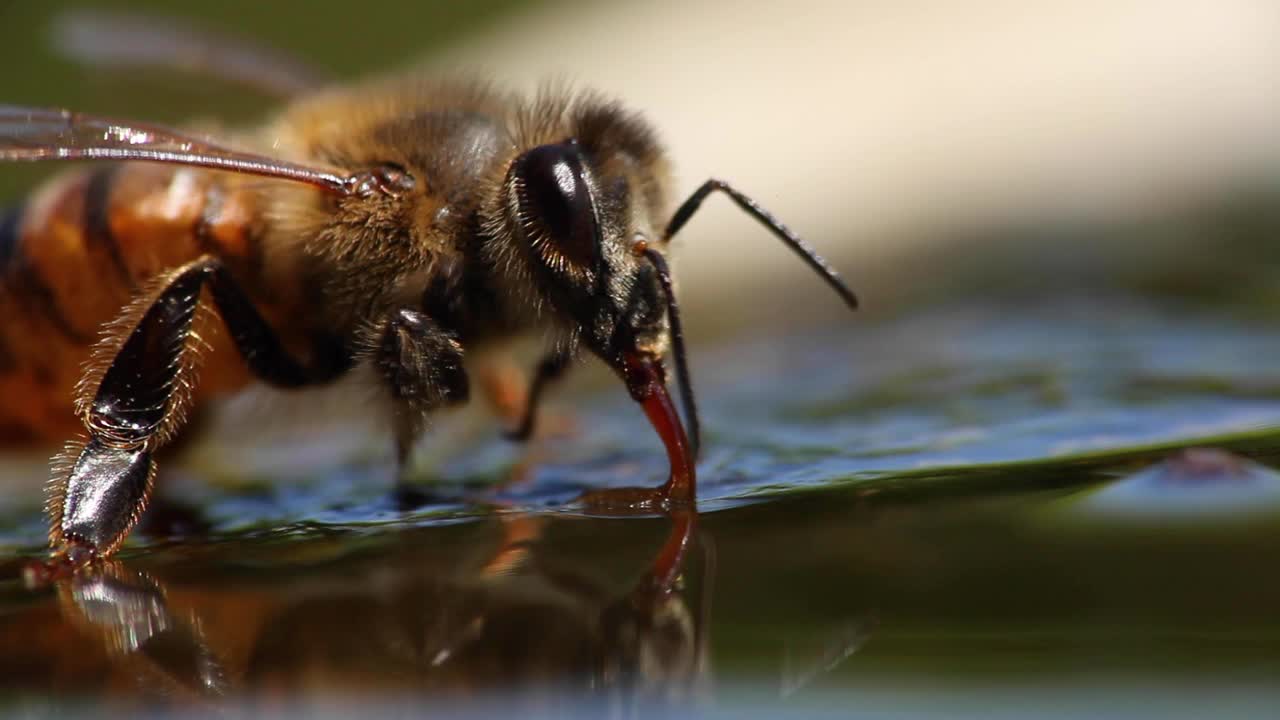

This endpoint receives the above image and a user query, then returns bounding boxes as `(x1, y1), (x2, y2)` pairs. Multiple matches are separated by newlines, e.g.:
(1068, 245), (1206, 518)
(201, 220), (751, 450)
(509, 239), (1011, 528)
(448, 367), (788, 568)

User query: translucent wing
(0, 106), (355, 194)
(52, 10), (329, 98)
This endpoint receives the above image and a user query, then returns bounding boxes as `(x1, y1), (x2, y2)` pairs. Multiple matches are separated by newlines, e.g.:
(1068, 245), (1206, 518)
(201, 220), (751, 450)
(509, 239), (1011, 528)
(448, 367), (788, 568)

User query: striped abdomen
(0, 163), (280, 445)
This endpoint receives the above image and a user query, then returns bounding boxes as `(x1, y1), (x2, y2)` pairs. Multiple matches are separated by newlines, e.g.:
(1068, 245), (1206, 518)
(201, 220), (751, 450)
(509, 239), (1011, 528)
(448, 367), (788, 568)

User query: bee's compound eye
(513, 141), (599, 270)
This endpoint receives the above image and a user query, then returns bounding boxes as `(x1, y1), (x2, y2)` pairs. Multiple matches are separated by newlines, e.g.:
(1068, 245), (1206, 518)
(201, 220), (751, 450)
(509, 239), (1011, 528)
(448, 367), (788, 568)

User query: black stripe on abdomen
(0, 201), (24, 277)
(83, 166), (135, 289)
(0, 200), (92, 345)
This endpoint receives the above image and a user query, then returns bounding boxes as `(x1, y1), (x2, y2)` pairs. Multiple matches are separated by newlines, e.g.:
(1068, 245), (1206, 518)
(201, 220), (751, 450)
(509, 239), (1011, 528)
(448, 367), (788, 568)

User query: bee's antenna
(641, 247), (701, 459)
(662, 179), (858, 310)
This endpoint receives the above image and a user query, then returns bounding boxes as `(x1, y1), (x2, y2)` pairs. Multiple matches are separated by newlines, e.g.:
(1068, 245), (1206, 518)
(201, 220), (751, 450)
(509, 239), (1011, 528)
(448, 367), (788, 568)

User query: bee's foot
(21, 540), (97, 589)
(391, 483), (454, 512)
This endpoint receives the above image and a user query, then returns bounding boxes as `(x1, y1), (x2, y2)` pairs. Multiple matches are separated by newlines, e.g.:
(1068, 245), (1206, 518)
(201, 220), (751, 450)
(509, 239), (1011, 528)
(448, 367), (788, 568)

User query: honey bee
(2, 19), (856, 579)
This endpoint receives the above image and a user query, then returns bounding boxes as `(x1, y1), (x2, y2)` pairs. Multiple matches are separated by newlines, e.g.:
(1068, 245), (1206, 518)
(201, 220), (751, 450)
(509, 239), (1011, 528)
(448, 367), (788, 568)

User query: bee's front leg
(503, 351), (572, 442)
(367, 308), (469, 474)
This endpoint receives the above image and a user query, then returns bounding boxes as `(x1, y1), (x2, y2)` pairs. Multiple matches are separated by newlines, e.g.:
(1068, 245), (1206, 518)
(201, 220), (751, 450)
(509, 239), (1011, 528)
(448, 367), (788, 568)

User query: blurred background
(3, 0), (1279, 329)
(3, 2), (1280, 717)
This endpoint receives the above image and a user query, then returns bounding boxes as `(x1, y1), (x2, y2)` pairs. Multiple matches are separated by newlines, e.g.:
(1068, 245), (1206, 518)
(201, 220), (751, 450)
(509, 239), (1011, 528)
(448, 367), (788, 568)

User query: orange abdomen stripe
(0, 164), (269, 445)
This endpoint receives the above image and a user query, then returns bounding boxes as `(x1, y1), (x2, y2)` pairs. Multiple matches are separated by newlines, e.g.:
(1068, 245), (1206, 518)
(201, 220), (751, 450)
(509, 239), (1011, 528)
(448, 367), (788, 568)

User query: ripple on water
(1072, 447), (1280, 520)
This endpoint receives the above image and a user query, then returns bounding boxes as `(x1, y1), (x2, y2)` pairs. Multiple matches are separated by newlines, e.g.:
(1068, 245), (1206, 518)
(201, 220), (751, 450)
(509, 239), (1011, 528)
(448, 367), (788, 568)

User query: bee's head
(503, 138), (669, 368)
(484, 98), (699, 494)
(484, 93), (858, 500)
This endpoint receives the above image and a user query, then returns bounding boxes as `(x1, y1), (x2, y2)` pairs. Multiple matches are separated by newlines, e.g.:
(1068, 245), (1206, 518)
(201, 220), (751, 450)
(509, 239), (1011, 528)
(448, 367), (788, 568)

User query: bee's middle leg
(368, 308), (469, 476)
(39, 256), (342, 577)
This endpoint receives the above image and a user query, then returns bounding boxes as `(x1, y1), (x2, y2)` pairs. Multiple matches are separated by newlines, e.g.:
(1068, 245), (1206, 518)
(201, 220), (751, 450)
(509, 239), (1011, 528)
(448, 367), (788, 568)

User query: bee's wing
(0, 106), (354, 194)
(52, 10), (328, 98)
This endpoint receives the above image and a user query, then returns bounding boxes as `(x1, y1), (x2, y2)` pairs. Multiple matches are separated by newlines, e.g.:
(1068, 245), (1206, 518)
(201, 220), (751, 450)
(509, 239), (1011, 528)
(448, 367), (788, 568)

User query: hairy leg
(366, 308), (469, 472)
(35, 256), (345, 578)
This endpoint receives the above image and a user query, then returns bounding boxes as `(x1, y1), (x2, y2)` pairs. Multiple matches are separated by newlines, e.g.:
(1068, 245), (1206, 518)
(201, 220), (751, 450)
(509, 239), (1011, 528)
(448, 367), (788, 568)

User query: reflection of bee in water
(32, 511), (708, 708)
(2, 15), (856, 577)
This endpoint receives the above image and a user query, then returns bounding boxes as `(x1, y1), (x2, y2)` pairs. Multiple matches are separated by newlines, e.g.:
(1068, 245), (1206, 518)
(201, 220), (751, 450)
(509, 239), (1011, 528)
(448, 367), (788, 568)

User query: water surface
(1, 298), (1279, 717)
